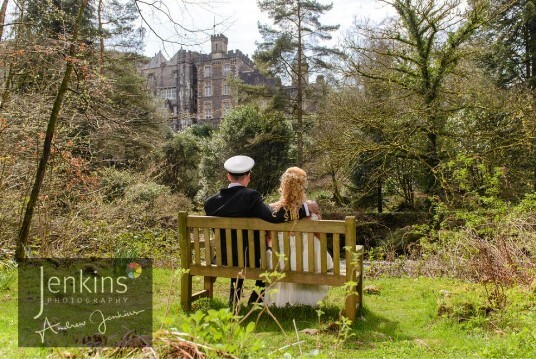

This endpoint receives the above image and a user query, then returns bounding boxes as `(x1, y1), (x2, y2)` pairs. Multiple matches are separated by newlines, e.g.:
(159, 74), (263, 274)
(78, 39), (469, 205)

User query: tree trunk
(0, 63), (12, 109)
(98, 0), (104, 76)
(296, 2), (304, 167)
(424, 130), (440, 199)
(16, 0), (89, 262)
(377, 179), (383, 213)
(331, 170), (344, 206)
(0, 0), (8, 42)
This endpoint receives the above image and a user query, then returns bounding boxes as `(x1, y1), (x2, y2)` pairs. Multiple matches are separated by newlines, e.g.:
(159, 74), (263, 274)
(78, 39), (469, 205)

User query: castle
(140, 34), (272, 130)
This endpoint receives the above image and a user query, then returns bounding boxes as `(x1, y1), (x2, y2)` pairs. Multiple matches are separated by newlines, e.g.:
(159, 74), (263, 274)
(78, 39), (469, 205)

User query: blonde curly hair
(271, 167), (307, 221)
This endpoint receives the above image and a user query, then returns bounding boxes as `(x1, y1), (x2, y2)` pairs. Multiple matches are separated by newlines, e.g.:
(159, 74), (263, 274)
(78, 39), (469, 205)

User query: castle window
(147, 74), (156, 89)
(223, 64), (231, 76)
(204, 82), (212, 96)
(204, 102), (212, 119)
(204, 65), (212, 78)
(223, 101), (232, 116)
(223, 80), (230, 95)
(160, 87), (176, 100)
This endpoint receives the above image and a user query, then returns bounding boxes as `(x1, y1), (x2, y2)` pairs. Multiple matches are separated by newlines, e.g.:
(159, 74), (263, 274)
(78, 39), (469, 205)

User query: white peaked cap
(224, 155), (255, 174)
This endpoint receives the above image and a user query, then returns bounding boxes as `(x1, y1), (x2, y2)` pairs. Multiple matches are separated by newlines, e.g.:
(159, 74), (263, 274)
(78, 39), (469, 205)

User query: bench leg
(345, 269), (363, 322)
(204, 276), (215, 298)
(345, 289), (358, 322)
(181, 273), (193, 311)
(357, 269), (363, 311)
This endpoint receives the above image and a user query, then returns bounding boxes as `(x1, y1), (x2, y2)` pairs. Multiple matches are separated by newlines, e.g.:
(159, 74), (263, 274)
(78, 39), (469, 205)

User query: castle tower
(211, 34), (228, 55)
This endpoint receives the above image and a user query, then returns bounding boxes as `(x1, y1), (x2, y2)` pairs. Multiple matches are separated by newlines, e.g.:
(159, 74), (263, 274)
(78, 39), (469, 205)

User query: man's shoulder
(204, 186), (257, 204)
(224, 185), (258, 195)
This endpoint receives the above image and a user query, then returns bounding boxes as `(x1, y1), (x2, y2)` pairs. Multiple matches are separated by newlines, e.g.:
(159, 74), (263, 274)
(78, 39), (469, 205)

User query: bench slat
(187, 216), (346, 234)
(333, 233), (340, 275)
(215, 230), (222, 266)
(283, 232), (291, 271)
(271, 230), (279, 270)
(189, 264), (348, 286)
(320, 233), (327, 273)
(225, 228), (233, 267)
(295, 231), (303, 272)
(193, 228), (201, 265)
(237, 230), (244, 268)
(307, 233), (315, 273)
(260, 230), (267, 269)
(204, 228), (212, 265)
(248, 229), (255, 268)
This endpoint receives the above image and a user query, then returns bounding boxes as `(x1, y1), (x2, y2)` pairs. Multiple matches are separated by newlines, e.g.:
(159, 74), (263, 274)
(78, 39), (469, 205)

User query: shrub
(157, 132), (202, 198)
(99, 167), (136, 202)
(197, 105), (294, 199)
(125, 182), (170, 205)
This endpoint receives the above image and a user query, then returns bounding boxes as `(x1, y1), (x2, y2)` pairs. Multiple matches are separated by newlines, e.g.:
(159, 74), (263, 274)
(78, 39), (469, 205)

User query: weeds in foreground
(0, 260), (16, 291)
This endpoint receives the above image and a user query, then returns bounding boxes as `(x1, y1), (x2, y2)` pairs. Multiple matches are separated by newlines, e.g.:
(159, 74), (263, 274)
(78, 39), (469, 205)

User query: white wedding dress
(265, 214), (334, 307)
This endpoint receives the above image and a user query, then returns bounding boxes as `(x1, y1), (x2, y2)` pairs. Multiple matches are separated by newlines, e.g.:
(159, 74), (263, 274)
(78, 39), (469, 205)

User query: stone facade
(140, 34), (269, 130)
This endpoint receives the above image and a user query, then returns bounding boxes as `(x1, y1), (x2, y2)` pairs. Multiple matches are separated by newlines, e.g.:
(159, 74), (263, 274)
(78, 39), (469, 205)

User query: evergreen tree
(482, 0), (536, 190)
(254, 0), (340, 167)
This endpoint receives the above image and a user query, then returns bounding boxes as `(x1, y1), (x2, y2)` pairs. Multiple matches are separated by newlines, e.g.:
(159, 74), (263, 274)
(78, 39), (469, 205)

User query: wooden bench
(178, 211), (364, 321)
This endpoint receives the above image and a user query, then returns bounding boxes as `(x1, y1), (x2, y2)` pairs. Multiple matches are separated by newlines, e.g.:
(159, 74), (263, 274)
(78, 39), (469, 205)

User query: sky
(141, 0), (394, 59)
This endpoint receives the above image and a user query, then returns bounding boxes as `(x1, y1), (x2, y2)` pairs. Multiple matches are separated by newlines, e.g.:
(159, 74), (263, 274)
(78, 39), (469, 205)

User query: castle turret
(211, 34), (228, 58)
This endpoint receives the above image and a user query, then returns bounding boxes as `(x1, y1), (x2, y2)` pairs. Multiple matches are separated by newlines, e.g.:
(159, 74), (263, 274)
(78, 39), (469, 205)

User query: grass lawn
(0, 265), (534, 358)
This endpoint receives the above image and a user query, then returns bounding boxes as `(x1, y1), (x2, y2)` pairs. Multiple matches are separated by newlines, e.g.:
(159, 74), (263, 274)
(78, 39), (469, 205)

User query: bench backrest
(178, 212), (358, 286)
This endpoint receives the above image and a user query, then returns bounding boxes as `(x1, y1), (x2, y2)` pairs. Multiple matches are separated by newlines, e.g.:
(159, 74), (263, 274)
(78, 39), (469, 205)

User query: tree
(0, 0), (8, 41)
(255, 0), (340, 167)
(197, 105), (294, 200)
(341, 0), (488, 201)
(16, 0), (89, 261)
(482, 0), (536, 190)
(156, 131), (201, 198)
(24, 0), (97, 39)
(5, 0), (167, 261)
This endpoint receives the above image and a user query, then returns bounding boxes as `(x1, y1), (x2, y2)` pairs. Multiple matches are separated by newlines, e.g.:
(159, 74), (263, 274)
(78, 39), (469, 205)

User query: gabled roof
(144, 51), (167, 69)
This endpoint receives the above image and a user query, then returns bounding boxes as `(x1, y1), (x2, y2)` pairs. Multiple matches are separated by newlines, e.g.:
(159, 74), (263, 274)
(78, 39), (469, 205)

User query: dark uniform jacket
(204, 185), (307, 266)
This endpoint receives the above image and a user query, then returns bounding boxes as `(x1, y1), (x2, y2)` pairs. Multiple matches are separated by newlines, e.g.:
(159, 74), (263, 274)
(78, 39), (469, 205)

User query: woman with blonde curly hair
(270, 167), (311, 221)
(266, 167), (333, 307)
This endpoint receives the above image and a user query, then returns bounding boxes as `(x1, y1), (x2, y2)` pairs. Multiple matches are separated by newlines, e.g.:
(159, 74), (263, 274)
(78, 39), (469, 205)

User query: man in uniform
(204, 155), (309, 307)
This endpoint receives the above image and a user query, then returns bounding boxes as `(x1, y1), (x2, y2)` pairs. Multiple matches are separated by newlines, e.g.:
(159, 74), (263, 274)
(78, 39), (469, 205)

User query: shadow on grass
(346, 305), (412, 349)
(252, 304), (341, 332)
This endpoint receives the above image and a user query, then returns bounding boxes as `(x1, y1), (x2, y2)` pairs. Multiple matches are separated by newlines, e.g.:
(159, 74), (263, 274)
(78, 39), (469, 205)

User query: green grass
(0, 263), (534, 358)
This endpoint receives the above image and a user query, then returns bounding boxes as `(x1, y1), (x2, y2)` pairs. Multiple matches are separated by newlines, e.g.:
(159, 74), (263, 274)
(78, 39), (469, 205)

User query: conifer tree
(255, 0), (340, 166)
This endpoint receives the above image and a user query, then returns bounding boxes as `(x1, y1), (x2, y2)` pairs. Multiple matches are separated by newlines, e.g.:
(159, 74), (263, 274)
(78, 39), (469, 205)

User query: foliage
(0, 0), (168, 261)
(125, 182), (169, 204)
(153, 131), (201, 198)
(189, 123), (214, 138)
(99, 167), (136, 202)
(0, 260), (16, 291)
(177, 308), (265, 357)
(113, 228), (179, 267)
(324, 0), (492, 207)
(255, 0), (340, 85)
(482, 0), (536, 88)
(197, 105), (294, 200)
